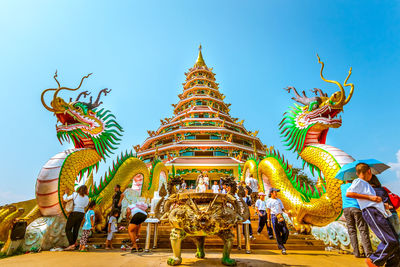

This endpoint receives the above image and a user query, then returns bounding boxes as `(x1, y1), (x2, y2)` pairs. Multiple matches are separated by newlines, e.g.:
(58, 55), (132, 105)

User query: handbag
(65, 193), (76, 214)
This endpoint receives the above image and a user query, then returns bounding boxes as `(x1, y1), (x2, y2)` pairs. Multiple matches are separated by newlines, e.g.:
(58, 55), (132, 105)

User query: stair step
(89, 215), (326, 251)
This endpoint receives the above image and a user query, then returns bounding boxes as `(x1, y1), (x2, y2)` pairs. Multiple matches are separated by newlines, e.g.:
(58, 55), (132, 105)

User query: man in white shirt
(266, 188), (289, 255)
(247, 174), (259, 206)
(211, 181), (220, 193)
(255, 192), (274, 239)
(346, 163), (400, 267)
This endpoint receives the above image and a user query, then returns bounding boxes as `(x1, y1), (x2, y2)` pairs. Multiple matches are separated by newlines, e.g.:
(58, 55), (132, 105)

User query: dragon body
(244, 56), (355, 232)
(34, 73), (164, 230)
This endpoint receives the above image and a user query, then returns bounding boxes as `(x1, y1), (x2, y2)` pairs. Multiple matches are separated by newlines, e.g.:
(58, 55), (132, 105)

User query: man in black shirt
(113, 185), (123, 218)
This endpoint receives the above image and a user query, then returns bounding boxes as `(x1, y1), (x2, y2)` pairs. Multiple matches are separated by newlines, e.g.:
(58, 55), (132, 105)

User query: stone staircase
(88, 217), (326, 251)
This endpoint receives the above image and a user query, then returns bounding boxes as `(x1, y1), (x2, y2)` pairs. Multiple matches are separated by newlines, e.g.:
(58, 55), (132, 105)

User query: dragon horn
(40, 71), (61, 112)
(41, 88), (57, 112)
(206, 194), (218, 213)
(317, 54), (345, 107)
(188, 195), (199, 212)
(343, 67), (354, 105)
(52, 73), (92, 102)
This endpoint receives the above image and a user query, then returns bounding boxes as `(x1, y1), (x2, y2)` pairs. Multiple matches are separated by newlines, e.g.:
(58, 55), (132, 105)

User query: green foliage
(291, 167), (317, 187)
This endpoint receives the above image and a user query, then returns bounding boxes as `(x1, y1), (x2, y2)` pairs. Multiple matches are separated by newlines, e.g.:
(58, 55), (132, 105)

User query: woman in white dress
(196, 177), (206, 193)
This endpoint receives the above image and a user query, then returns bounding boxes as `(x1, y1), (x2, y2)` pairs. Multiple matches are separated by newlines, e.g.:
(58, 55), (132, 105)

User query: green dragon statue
(243, 55), (355, 233)
(0, 72), (168, 251)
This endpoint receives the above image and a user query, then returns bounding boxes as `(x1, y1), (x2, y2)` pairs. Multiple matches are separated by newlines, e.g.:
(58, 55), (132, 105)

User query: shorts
(130, 213), (147, 225)
(107, 232), (114, 241)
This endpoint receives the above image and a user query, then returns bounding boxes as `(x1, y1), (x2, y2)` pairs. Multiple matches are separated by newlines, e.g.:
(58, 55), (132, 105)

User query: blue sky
(0, 0), (399, 204)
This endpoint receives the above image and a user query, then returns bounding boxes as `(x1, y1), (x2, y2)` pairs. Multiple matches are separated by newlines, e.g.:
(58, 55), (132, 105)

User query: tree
(291, 167), (316, 187)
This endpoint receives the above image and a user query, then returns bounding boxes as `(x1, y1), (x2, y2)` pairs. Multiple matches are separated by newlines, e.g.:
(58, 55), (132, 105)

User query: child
(221, 184), (227, 194)
(105, 209), (119, 249)
(79, 200), (96, 252)
(346, 163), (400, 267)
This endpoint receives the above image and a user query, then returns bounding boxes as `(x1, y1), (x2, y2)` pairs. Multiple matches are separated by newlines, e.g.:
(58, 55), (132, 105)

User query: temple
(136, 45), (266, 187)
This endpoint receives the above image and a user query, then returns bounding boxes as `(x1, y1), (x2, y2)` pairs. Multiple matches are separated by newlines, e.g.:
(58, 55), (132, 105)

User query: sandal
(131, 248), (138, 253)
(137, 248), (143, 252)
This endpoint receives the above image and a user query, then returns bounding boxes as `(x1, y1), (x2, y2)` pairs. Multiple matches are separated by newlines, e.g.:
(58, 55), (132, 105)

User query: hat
(268, 188), (280, 197)
(258, 192), (266, 196)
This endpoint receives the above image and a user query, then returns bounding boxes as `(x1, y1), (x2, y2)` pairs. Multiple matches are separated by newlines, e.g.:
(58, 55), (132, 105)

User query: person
(247, 174), (259, 205)
(242, 187), (255, 240)
(105, 209), (119, 249)
(346, 163), (400, 267)
(369, 175), (400, 242)
(211, 181), (220, 193)
(113, 185), (123, 218)
(79, 200), (96, 252)
(127, 202), (148, 253)
(341, 179), (373, 258)
(181, 180), (187, 190)
(196, 177), (206, 193)
(255, 192), (274, 239)
(221, 184), (227, 194)
(266, 188), (289, 255)
(203, 174), (209, 190)
(63, 185), (89, 251)
(196, 174), (203, 187)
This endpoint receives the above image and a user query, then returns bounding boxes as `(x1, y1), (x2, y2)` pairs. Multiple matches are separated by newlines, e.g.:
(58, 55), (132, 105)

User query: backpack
(383, 187), (400, 210)
(11, 221), (27, 241)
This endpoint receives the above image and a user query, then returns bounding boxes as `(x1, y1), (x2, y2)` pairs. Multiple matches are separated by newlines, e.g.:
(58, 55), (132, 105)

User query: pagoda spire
(194, 44), (206, 68)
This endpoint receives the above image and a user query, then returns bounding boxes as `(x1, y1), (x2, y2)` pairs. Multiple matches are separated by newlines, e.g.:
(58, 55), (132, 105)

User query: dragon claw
(195, 250), (205, 258)
(221, 257), (237, 266)
(167, 257), (182, 266)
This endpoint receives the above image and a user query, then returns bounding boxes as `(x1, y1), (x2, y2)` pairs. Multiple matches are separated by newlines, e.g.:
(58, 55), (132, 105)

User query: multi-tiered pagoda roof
(136, 46), (266, 183)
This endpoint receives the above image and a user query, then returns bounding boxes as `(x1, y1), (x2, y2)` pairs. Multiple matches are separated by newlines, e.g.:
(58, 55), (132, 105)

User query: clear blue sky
(1, 0), (399, 205)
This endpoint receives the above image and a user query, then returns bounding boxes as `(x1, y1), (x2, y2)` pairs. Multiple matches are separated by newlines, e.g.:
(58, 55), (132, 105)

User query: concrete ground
(0, 249), (366, 267)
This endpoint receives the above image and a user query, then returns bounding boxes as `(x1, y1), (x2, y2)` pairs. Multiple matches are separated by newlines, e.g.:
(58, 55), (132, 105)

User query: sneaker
(249, 235), (255, 240)
(281, 248), (287, 255)
(269, 235), (274, 239)
(256, 232), (261, 236)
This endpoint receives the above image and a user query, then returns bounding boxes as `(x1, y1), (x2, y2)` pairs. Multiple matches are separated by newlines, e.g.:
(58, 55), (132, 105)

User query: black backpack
(10, 221), (27, 241)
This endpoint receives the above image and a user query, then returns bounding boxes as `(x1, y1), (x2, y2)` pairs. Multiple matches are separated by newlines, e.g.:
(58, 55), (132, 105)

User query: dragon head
(280, 55), (354, 153)
(41, 72), (123, 159)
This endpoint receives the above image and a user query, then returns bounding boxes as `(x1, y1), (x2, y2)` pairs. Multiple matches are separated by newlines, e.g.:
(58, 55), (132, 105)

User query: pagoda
(136, 45), (266, 186)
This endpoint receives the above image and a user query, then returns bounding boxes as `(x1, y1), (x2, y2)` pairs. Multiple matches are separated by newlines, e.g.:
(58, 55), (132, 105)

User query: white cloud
(388, 149), (400, 179)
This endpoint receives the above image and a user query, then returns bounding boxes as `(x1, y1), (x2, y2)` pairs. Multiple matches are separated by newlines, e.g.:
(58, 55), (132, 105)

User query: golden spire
(194, 44), (206, 67)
